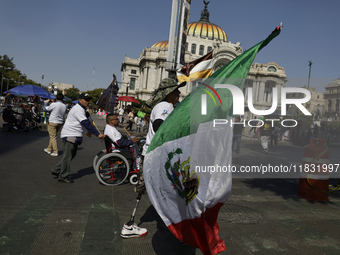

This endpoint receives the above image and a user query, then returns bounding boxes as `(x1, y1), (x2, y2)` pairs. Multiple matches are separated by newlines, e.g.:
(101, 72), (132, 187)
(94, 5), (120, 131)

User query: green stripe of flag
(147, 26), (281, 154)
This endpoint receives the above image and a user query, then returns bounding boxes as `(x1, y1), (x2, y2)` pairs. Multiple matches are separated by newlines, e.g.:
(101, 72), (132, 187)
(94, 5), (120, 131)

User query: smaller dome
(151, 40), (169, 48)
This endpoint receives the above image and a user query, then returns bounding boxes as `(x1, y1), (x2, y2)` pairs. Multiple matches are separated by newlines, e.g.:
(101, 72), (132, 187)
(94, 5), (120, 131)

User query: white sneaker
(120, 223), (147, 238)
(50, 152), (58, 156)
(44, 148), (51, 154)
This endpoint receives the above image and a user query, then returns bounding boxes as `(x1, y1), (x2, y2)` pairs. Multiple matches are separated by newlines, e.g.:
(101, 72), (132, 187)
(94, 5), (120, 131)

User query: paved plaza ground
(0, 109), (340, 255)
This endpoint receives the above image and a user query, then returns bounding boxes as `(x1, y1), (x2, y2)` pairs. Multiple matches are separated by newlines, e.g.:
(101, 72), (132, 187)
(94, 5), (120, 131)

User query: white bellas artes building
(120, 2), (287, 119)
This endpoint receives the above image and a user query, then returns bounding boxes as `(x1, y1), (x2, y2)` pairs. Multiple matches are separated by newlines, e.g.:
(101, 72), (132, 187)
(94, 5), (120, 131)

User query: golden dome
(151, 2), (228, 48)
(188, 2), (228, 42)
(187, 21), (228, 42)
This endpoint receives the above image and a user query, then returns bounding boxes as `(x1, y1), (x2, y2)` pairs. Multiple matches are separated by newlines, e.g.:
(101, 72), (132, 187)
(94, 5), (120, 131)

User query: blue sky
(1, 0), (339, 92)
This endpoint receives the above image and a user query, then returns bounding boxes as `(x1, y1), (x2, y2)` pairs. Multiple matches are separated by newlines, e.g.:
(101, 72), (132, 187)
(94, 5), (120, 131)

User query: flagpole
(166, 0), (179, 78)
(92, 66), (95, 90)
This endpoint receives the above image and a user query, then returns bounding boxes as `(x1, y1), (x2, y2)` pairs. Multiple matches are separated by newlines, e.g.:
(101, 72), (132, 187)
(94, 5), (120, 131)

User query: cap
(145, 78), (186, 108)
(79, 93), (92, 101)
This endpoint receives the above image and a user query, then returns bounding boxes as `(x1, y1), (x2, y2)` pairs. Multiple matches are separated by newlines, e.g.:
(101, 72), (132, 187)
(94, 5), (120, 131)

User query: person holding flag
(144, 25), (282, 254)
(120, 78), (187, 239)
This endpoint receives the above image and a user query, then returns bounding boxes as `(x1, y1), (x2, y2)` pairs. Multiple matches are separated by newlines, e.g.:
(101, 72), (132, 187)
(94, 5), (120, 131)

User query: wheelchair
(93, 136), (145, 186)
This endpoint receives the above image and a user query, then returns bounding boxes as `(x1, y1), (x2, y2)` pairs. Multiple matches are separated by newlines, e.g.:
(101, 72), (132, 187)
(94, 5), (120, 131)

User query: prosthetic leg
(120, 193), (148, 238)
(126, 193), (143, 226)
(120, 152), (147, 238)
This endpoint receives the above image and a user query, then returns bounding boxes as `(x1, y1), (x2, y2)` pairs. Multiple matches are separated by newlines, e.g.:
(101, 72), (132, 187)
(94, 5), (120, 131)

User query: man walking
(43, 94), (67, 156)
(50, 93), (105, 183)
(120, 78), (186, 238)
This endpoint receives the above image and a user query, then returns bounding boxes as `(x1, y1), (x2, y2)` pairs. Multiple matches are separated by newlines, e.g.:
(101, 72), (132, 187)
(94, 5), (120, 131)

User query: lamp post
(307, 60), (312, 89)
(41, 75), (44, 87)
(18, 74), (25, 87)
(117, 82), (130, 108)
(0, 66), (10, 96)
(125, 83), (130, 108)
(3, 78), (13, 91)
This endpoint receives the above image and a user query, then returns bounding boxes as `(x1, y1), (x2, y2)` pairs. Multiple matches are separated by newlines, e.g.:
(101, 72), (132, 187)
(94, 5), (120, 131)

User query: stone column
(257, 80), (265, 103)
(143, 67), (149, 90)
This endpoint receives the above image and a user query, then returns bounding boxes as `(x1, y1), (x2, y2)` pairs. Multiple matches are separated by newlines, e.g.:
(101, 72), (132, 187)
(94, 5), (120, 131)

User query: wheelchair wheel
(3, 124), (9, 132)
(93, 149), (106, 171)
(95, 153), (129, 186)
(129, 174), (138, 185)
(30, 120), (38, 130)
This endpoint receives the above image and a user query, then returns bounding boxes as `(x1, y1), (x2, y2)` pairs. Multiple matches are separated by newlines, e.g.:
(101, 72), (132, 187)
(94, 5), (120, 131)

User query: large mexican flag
(144, 26), (282, 255)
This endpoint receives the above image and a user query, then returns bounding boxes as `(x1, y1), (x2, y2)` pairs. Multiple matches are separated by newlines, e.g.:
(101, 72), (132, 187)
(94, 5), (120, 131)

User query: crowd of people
(117, 104), (150, 132)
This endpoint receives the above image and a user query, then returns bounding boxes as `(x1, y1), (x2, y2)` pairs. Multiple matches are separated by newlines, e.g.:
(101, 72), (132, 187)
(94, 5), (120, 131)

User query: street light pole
(3, 78), (13, 91)
(0, 66), (10, 96)
(18, 74), (25, 87)
(125, 83), (130, 108)
(307, 60), (312, 89)
(117, 81), (130, 108)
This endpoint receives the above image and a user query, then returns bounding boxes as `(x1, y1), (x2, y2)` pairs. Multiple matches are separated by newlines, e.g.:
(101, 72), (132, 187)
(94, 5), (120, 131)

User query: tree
(0, 55), (16, 70)
(65, 88), (80, 100)
(84, 88), (105, 107)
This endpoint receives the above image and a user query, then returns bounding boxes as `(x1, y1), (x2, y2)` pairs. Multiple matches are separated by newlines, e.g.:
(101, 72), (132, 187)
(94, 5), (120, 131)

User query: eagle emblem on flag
(164, 148), (200, 205)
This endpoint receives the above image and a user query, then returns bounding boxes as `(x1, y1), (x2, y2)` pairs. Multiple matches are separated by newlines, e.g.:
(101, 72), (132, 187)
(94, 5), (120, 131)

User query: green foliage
(130, 99), (151, 114)
(0, 55), (40, 90)
(65, 88), (80, 100)
(83, 88), (105, 108)
(0, 55), (16, 70)
(320, 121), (340, 129)
(294, 115), (313, 128)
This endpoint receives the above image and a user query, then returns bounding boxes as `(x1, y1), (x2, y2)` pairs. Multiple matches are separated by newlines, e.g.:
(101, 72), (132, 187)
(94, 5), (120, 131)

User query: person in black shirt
(2, 105), (20, 129)
(3, 92), (12, 106)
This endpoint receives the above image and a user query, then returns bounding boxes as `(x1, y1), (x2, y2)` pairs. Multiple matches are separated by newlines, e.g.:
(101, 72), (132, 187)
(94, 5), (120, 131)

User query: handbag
(137, 110), (145, 118)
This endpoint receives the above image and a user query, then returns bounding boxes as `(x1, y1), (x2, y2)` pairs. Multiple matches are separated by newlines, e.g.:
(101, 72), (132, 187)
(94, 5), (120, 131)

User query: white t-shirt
(104, 124), (122, 143)
(118, 108), (124, 116)
(142, 101), (174, 156)
(46, 101), (67, 124)
(60, 104), (87, 138)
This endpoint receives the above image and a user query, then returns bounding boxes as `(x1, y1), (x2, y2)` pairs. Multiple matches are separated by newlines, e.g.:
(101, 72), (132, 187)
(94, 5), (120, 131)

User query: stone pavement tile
(0, 195), (58, 255)
(79, 204), (122, 255)
(27, 210), (88, 255)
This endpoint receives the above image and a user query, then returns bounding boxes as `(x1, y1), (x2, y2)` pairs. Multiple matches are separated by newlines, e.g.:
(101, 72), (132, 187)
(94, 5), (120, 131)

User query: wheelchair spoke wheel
(95, 153), (129, 186)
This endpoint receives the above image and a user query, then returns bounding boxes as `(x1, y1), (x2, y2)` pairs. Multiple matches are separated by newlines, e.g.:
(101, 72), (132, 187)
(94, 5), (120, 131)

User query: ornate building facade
(120, 2), (287, 119)
(324, 78), (340, 121)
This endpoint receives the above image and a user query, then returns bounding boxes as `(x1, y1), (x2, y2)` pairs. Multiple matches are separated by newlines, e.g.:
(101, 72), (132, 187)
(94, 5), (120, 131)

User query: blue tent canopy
(4, 84), (55, 99)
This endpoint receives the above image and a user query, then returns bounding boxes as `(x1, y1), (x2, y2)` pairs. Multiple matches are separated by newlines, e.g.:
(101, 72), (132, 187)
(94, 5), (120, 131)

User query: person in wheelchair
(23, 104), (33, 121)
(104, 113), (140, 169)
(2, 104), (21, 129)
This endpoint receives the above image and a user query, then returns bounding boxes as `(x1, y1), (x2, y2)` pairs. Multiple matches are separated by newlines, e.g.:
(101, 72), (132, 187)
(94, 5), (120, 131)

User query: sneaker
(44, 148), (51, 154)
(120, 223), (148, 238)
(13, 126), (18, 130)
(50, 152), (58, 156)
